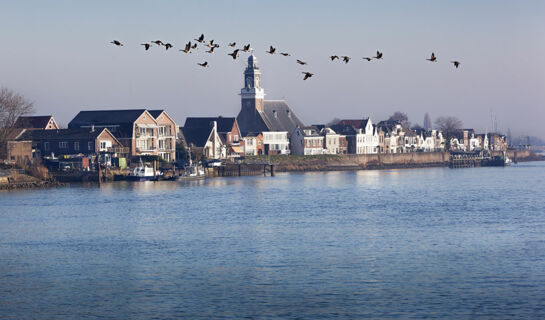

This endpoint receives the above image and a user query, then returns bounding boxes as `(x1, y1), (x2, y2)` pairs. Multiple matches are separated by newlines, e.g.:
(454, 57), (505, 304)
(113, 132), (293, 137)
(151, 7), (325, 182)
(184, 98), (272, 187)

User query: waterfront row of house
(4, 54), (507, 167)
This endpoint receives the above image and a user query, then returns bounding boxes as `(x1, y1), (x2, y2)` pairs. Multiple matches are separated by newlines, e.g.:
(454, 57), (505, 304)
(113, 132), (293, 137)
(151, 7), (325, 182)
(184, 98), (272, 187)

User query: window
(233, 135), (239, 142)
(74, 142), (80, 151)
(59, 141), (68, 149)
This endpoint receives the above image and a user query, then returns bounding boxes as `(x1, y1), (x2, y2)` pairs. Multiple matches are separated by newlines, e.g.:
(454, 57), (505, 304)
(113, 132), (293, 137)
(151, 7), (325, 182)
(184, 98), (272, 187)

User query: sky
(1, 0), (544, 138)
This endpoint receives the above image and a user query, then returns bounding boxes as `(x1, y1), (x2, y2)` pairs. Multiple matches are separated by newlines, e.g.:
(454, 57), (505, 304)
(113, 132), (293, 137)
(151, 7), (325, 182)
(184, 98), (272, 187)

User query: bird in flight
(110, 40), (123, 46)
(296, 59), (307, 65)
(191, 43), (198, 50)
(164, 43), (173, 50)
(374, 51), (383, 59)
(179, 42), (191, 53)
(427, 52), (437, 62)
(451, 61), (461, 68)
(140, 43), (151, 50)
(228, 42), (236, 47)
(206, 47), (216, 54)
(330, 55), (339, 61)
(302, 72), (314, 80)
(152, 40), (163, 46)
(342, 56), (351, 63)
(228, 49), (240, 59)
(197, 61), (208, 67)
(280, 52), (291, 56)
(266, 46), (276, 54)
(195, 34), (205, 43)
(362, 57), (372, 61)
(243, 44), (251, 52)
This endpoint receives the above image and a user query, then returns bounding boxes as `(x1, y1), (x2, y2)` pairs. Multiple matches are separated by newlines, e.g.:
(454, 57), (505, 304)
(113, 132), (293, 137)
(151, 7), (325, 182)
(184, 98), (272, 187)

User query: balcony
(106, 146), (130, 154)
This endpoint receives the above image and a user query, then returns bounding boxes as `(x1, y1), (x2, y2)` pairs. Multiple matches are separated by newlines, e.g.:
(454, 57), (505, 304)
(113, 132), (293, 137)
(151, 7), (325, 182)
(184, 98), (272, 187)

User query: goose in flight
(228, 49), (240, 59)
(302, 72), (314, 80)
(195, 34), (204, 43)
(110, 40), (123, 46)
(427, 52), (437, 62)
(179, 42), (191, 53)
(374, 51), (383, 59)
(266, 46), (276, 54)
(451, 61), (461, 68)
(140, 43), (151, 50)
(296, 59), (307, 65)
(197, 61), (208, 67)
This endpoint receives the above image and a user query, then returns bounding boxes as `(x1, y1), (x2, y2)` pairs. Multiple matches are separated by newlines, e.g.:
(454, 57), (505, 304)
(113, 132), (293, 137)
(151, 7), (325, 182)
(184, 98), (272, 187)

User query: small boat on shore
(127, 163), (163, 181)
(176, 165), (205, 180)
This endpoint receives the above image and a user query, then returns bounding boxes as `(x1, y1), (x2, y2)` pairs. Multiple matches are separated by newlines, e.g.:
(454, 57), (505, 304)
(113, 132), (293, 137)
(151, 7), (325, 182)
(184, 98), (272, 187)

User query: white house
(262, 131), (290, 155)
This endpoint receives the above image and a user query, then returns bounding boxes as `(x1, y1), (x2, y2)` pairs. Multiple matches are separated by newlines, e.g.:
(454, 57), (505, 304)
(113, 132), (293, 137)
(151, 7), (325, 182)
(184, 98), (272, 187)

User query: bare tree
(423, 113), (432, 130)
(326, 117), (341, 127)
(435, 116), (462, 150)
(388, 111), (411, 128)
(0, 87), (34, 158)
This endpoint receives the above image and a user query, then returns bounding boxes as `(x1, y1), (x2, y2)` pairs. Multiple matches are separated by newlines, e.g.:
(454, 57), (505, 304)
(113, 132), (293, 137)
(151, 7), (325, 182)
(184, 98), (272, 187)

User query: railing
(106, 147), (130, 153)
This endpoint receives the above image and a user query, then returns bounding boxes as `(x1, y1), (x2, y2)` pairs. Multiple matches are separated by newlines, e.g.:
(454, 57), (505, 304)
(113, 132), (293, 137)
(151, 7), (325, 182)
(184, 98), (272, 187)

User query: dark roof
(148, 110), (165, 119)
(181, 126), (212, 148)
(17, 128), (107, 141)
(184, 117), (236, 133)
(330, 124), (358, 136)
(312, 124), (326, 131)
(68, 109), (147, 127)
(261, 101), (305, 133)
(377, 120), (401, 128)
(336, 118), (370, 129)
(14, 116), (54, 129)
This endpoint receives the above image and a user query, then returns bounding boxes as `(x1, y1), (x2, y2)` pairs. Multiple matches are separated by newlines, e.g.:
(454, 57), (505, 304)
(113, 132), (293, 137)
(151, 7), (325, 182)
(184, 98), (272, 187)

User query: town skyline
(1, 1), (544, 138)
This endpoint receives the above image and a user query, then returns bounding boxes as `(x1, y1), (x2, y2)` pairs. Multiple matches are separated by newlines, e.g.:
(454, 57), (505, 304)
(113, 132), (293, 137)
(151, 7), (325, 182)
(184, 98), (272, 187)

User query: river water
(1, 162), (544, 319)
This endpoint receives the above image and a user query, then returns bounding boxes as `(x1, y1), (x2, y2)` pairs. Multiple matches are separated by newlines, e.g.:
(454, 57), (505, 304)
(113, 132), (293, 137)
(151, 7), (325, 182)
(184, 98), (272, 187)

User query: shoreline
(2, 155), (543, 190)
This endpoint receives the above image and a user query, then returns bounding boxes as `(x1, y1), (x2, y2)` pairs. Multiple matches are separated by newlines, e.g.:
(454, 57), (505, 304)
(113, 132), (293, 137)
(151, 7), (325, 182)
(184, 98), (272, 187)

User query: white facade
(263, 131), (290, 155)
(321, 128), (342, 154)
(355, 119), (379, 154)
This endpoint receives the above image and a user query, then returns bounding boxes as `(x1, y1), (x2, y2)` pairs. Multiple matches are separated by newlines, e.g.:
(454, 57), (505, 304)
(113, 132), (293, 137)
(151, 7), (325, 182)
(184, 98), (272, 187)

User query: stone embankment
(0, 174), (63, 190)
(248, 150), (542, 173)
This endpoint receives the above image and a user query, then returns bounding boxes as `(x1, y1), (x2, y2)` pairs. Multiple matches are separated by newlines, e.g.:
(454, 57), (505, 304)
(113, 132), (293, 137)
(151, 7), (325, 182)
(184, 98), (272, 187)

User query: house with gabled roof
(68, 109), (174, 160)
(14, 115), (59, 130)
(148, 110), (178, 162)
(182, 120), (224, 159)
(9, 127), (126, 166)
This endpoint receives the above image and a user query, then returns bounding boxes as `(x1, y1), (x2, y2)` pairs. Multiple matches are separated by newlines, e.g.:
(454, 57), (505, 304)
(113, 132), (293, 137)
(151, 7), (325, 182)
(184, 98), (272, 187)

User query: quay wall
(266, 152), (449, 172)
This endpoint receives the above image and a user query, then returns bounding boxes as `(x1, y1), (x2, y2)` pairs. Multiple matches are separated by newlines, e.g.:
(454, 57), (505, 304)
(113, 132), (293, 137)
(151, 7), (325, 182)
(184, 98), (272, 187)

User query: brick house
(68, 109), (176, 161)
(149, 110), (177, 162)
(13, 128), (125, 162)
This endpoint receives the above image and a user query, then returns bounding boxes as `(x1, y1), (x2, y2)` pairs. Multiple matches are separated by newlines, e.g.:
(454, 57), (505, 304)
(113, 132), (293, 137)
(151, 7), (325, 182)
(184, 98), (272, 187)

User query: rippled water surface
(1, 163), (545, 319)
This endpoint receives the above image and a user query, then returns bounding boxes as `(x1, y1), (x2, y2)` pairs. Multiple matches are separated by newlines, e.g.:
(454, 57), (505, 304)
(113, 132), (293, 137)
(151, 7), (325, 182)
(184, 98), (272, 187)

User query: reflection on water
(1, 163), (545, 319)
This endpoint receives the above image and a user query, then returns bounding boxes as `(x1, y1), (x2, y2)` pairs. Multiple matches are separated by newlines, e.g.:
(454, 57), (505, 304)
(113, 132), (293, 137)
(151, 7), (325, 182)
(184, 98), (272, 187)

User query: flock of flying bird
(110, 35), (461, 81)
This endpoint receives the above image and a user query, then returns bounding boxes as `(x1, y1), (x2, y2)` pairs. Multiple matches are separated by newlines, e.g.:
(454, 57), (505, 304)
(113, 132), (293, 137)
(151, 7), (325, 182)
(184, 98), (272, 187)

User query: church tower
(240, 54), (265, 113)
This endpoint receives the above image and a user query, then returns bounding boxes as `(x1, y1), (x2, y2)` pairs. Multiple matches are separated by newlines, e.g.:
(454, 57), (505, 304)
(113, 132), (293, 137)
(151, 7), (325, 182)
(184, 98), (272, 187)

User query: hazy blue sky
(1, 0), (544, 137)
